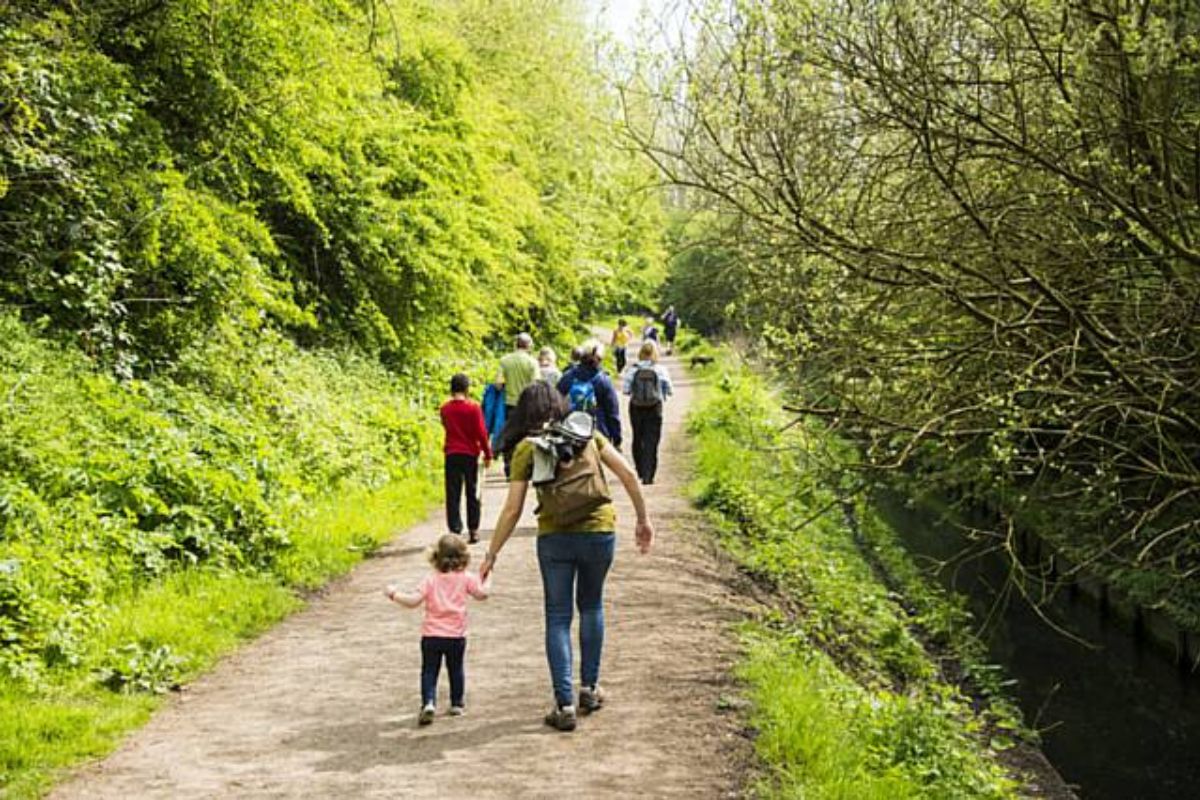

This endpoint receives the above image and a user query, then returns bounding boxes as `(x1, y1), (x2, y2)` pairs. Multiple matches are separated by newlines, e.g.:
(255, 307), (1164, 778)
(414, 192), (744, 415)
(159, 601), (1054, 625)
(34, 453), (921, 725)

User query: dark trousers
(421, 636), (466, 707)
(444, 454), (480, 533)
(629, 404), (663, 483)
(614, 346), (627, 374)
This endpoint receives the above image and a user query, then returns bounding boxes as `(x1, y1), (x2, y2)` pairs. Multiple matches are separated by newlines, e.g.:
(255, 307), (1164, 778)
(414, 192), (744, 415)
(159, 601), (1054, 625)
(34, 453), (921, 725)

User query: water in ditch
(876, 496), (1200, 800)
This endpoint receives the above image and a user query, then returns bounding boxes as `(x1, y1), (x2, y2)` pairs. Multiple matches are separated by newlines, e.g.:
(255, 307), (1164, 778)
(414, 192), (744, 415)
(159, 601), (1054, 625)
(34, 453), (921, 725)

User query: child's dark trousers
(443, 454), (480, 533)
(420, 636), (466, 707)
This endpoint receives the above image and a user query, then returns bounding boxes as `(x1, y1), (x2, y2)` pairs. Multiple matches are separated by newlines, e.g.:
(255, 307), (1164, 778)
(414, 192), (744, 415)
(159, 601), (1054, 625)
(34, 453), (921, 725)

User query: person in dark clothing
(661, 306), (680, 355)
(439, 373), (493, 543)
(556, 339), (622, 450)
(622, 340), (673, 484)
(641, 316), (659, 343)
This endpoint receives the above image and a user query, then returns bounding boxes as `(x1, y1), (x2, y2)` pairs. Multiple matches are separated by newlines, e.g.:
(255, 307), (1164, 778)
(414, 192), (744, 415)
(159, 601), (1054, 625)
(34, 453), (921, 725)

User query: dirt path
(53, 352), (751, 799)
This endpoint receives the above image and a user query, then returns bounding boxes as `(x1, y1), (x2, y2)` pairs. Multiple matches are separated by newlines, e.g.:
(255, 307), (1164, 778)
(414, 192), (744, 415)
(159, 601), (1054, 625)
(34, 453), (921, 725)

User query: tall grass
(688, 353), (1021, 798)
(740, 636), (920, 799)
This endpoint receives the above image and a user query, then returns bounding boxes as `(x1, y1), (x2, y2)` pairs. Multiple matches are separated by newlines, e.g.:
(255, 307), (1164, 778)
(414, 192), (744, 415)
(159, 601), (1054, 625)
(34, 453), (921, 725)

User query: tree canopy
(1, 0), (666, 377)
(625, 0), (1200, 615)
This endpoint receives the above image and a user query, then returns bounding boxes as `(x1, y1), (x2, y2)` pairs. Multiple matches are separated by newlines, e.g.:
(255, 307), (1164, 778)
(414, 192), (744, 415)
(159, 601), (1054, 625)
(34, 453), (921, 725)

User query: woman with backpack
(622, 340), (674, 485)
(555, 339), (622, 451)
(481, 382), (654, 732)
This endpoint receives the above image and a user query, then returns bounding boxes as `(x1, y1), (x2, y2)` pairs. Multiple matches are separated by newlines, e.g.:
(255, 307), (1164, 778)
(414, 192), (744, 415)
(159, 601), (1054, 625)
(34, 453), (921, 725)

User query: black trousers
(629, 404), (664, 483)
(614, 346), (627, 374)
(444, 453), (480, 533)
(420, 636), (466, 707)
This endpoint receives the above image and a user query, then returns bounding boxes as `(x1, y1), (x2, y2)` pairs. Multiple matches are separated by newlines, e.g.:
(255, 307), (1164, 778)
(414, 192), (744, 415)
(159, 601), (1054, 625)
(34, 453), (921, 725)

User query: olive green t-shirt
(498, 350), (539, 407)
(510, 435), (617, 534)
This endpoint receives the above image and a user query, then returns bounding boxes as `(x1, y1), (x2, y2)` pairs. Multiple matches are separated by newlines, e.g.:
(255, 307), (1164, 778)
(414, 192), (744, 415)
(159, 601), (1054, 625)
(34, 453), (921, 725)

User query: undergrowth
(689, 352), (1027, 798)
(0, 318), (448, 796)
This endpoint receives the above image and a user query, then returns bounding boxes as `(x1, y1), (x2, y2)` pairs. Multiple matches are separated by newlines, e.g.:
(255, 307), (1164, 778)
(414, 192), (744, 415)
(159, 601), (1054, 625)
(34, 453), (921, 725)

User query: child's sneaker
(579, 685), (605, 715)
(449, 705), (465, 716)
(418, 703), (435, 726)
(544, 704), (577, 732)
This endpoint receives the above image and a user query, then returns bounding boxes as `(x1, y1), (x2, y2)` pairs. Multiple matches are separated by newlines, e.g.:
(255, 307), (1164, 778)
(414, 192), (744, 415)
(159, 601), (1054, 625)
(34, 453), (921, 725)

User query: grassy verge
(0, 470), (439, 798)
(689, 351), (1028, 798)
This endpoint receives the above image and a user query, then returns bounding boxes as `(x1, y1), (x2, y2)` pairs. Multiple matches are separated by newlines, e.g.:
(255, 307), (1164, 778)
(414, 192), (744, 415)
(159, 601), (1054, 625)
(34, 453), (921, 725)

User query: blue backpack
(567, 374), (598, 414)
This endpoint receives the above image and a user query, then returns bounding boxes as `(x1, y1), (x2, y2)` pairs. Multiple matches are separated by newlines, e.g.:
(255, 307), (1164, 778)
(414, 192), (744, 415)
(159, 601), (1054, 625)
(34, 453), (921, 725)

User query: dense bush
(0, 0), (665, 376)
(0, 313), (434, 683)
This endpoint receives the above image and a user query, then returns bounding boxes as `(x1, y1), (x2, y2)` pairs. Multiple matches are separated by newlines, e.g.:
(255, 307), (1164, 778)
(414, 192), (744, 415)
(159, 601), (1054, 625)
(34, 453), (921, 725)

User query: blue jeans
(536, 532), (616, 707)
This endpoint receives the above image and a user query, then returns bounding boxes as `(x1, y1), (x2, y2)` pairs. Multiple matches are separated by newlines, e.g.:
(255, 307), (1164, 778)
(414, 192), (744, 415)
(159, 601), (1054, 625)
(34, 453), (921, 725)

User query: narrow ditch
(876, 495), (1200, 799)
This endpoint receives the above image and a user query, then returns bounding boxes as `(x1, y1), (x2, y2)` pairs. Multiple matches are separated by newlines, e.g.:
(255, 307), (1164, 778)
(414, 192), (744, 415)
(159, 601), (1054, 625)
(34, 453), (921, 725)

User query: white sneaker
(418, 703), (435, 726)
(449, 705), (465, 716)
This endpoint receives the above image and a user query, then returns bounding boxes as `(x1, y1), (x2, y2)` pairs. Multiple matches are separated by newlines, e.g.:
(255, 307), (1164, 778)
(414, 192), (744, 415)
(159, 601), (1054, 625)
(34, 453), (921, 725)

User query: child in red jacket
(440, 374), (493, 543)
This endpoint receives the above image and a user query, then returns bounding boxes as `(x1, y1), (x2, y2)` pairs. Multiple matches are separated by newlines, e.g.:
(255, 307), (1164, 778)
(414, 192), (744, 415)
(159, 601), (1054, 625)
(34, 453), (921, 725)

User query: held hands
(635, 519), (654, 554)
(479, 551), (497, 581)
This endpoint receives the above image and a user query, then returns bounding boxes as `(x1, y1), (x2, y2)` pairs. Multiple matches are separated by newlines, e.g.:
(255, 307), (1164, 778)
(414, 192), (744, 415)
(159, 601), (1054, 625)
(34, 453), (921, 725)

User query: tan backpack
(534, 439), (612, 528)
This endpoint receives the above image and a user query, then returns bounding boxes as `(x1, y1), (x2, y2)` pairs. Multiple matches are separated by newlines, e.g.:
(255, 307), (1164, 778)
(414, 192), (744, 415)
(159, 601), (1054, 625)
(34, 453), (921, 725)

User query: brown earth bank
(51, 352), (755, 799)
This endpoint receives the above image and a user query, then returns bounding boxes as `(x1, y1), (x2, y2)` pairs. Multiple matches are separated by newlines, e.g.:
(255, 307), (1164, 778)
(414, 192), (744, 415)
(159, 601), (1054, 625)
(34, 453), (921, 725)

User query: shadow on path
(283, 715), (546, 773)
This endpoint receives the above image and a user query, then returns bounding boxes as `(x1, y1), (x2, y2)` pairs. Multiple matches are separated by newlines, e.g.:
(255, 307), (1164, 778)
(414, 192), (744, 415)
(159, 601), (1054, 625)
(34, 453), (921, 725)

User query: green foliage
(0, 313), (435, 686)
(95, 643), (185, 695)
(0, 0), (667, 371)
(661, 211), (743, 335)
(689, 353), (1024, 796)
(633, 0), (1200, 613)
(0, 15), (296, 376)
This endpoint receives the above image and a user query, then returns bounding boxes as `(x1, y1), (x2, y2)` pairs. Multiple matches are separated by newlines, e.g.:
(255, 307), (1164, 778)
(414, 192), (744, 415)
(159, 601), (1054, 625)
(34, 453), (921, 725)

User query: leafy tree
(661, 210), (743, 334)
(1, 0), (667, 373)
(624, 0), (1200, 609)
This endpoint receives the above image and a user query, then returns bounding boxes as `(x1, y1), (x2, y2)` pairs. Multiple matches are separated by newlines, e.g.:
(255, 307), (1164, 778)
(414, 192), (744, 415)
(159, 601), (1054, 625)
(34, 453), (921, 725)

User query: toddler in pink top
(386, 534), (491, 725)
